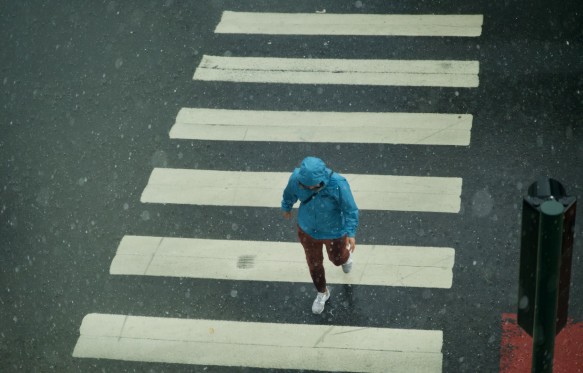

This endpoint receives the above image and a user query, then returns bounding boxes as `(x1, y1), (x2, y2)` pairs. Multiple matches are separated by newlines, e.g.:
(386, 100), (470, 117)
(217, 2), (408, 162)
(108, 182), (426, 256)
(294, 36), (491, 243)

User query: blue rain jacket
(281, 157), (359, 239)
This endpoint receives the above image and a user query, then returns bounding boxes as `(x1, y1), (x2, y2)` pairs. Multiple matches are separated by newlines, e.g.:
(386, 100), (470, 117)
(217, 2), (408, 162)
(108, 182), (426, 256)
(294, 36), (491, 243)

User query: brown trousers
(298, 226), (350, 293)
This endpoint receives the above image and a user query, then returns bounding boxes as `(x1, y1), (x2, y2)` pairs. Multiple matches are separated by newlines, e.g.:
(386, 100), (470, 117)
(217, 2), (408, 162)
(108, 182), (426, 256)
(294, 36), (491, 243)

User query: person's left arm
(339, 180), (359, 251)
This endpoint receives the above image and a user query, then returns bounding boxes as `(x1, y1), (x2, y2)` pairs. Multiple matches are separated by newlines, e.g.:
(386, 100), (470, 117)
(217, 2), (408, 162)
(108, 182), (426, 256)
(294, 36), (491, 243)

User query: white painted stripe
(140, 168), (462, 213)
(193, 55), (479, 88)
(110, 236), (455, 288)
(170, 108), (472, 146)
(216, 11), (483, 37)
(73, 313), (443, 372)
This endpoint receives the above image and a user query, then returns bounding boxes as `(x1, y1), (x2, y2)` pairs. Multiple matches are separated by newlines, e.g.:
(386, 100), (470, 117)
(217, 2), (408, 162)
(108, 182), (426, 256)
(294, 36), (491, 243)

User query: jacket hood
(297, 157), (331, 187)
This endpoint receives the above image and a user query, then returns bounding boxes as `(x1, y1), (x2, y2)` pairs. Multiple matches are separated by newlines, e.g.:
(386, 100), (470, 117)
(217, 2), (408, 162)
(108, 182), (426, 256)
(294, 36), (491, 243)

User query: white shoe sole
(312, 289), (330, 314)
(342, 257), (353, 273)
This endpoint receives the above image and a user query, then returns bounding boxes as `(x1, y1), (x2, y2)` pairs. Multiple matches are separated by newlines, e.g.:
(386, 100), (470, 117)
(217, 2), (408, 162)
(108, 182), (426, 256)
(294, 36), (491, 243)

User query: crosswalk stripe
(215, 11), (483, 37)
(110, 235), (455, 288)
(73, 313), (443, 372)
(170, 108), (472, 146)
(140, 168), (462, 213)
(193, 55), (480, 87)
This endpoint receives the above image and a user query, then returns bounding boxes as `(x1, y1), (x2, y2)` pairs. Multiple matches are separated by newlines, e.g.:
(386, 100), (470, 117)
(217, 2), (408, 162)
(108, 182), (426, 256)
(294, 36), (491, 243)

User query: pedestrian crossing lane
(194, 55), (479, 87)
(215, 11), (483, 37)
(141, 168), (462, 213)
(197, 12), (481, 87)
(73, 314), (443, 372)
(74, 9), (483, 372)
(170, 108), (473, 146)
(110, 235), (455, 288)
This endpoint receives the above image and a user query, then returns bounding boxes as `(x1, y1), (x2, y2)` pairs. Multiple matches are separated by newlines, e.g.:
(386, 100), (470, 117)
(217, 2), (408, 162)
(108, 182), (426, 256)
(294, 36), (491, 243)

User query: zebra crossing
(140, 168), (463, 212)
(214, 11), (483, 37)
(73, 314), (443, 372)
(110, 235), (455, 288)
(170, 108), (473, 145)
(73, 8), (482, 372)
(193, 55), (479, 87)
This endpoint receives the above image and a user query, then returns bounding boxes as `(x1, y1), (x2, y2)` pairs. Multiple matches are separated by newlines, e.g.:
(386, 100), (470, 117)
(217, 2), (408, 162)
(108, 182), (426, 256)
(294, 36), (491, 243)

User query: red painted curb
(500, 313), (583, 372)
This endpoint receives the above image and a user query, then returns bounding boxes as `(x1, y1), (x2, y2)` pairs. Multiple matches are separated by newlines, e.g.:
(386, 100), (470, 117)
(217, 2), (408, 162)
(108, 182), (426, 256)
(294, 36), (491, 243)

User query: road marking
(170, 108), (472, 146)
(73, 313), (443, 372)
(140, 168), (462, 213)
(215, 11), (483, 37)
(110, 236), (455, 288)
(193, 55), (479, 87)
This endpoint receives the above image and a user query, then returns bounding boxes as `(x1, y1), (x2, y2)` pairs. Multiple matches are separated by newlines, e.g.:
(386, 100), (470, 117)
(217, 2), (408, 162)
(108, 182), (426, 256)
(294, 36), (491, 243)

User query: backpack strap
(301, 191), (320, 205)
(301, 172), (334, 205)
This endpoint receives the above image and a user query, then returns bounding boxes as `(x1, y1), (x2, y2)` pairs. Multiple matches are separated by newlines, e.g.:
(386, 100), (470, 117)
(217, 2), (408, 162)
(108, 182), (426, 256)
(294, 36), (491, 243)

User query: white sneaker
(312, 288), (330, 314)
(342, 253), (353, 274)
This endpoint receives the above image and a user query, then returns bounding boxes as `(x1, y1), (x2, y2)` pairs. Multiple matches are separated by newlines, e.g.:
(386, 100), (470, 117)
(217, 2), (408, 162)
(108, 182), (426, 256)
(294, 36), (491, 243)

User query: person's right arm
(281, 173), (298, 219)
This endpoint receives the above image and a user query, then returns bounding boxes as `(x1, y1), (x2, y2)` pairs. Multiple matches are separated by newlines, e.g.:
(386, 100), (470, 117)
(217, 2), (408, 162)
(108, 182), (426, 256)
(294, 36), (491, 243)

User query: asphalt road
(1, 0), (582, 372)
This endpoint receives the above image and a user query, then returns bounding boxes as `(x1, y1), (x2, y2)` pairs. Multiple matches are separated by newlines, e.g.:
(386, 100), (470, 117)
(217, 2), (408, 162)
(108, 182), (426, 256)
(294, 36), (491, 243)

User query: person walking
(281, 156), (359, 314)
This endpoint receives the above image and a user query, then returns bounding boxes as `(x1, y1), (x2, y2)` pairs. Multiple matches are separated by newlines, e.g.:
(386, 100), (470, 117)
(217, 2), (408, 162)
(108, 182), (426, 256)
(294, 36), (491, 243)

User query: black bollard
(531, 200), (563, 372)
(517, 178), (577, 372)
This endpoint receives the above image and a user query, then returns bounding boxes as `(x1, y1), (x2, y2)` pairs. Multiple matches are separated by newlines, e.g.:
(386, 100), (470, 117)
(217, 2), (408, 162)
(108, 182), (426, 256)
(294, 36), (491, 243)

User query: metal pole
(532, 200), (564, 372)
